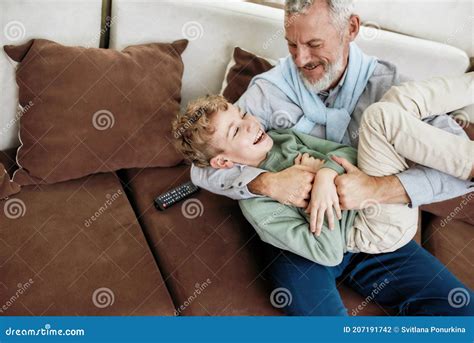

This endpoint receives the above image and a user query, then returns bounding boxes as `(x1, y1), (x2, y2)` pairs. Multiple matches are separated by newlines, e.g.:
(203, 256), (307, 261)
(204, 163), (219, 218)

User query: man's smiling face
(209, 103), (273, 168)
(284, 0), (354, 91)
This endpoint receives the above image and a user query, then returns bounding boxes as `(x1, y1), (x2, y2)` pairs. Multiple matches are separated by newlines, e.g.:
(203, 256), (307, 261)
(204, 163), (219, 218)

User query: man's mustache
(301, 61), (328, 70)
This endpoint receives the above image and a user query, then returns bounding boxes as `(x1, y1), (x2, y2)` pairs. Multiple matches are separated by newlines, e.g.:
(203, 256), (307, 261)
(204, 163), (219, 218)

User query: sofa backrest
(354, 0), (474, 58)
(0, 0), (103, 151)
(109, 0), (470, 111)
(1, 0), (471, 151)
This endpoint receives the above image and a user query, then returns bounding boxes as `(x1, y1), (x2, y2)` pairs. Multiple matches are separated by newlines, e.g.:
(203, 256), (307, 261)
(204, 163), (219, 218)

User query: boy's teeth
(254, 130), (263, 144)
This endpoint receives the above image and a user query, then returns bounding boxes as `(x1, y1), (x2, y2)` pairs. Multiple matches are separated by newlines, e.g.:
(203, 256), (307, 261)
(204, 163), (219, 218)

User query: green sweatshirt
(239, 129), (358, 266)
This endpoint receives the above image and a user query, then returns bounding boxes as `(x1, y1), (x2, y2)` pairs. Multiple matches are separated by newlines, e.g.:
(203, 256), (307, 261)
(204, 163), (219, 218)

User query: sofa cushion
(221, 47), (274, 104)
(4, 38), (187, 186)
(121, 164), (389, 316)
(0, 149), (175, 315)
(422, 213), (473, 289)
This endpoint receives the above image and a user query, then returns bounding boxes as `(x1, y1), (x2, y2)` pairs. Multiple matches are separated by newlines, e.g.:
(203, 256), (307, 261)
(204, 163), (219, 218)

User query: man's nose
(294, 45), (311, 68)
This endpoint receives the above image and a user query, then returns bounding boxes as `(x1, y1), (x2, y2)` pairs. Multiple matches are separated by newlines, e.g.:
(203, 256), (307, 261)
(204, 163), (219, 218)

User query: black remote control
(154, 181), (200, 211)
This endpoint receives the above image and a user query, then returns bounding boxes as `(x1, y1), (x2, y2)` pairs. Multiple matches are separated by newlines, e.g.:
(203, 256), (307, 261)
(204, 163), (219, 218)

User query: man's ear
(210, 155), (235, 169)
(347, 14), (360, 42)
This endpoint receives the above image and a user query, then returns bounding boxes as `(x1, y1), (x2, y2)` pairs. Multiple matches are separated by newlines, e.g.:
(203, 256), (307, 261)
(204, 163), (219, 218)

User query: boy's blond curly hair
(172, 94), (229, 167)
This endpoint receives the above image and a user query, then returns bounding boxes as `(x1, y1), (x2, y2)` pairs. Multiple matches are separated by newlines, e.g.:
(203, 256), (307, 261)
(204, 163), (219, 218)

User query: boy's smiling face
(209, 102), (273, 169)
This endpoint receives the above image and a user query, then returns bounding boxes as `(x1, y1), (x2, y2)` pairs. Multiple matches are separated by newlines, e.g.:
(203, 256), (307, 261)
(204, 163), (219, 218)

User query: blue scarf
(249, 43), (377, 143)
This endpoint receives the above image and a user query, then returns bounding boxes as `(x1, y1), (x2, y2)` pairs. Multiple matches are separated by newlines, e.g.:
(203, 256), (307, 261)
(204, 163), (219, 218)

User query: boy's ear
(210, 155), (235, 169)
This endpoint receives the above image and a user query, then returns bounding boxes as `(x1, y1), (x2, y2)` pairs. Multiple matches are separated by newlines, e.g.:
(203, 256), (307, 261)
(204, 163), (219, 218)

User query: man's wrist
(373, 175), (411, 205)
(248, 172), (273, 197)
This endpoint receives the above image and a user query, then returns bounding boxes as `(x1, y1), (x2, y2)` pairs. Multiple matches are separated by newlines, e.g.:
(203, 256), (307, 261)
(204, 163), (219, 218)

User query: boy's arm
(239, 197), (345, 266)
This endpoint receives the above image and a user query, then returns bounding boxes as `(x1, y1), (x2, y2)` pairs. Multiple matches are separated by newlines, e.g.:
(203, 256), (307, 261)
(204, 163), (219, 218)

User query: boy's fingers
(327, 208), (334, 231)
(316, 207), (325, 235)
(310, 207), (318, 233)
(334, 202), (342, 220)
(294, 153), (302, 164)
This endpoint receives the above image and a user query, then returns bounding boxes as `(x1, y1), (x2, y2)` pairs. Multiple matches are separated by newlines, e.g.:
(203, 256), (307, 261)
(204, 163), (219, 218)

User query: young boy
(173, 73), (474, 266)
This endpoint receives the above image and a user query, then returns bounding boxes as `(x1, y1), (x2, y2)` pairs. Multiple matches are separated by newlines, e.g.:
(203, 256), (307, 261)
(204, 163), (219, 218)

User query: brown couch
(0, 146), (472, 316)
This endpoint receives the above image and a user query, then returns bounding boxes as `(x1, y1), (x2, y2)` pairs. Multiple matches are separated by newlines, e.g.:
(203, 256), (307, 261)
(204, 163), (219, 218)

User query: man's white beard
(300, 50), (344, 94)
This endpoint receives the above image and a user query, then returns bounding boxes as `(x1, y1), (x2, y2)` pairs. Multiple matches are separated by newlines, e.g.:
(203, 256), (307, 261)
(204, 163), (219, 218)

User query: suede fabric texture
(121, 164), (390, 316)
(222, 47), (273, 104)
(4, 38), (188, 185)
(422, 213), (473, 288)
(0, 148), (175, 315)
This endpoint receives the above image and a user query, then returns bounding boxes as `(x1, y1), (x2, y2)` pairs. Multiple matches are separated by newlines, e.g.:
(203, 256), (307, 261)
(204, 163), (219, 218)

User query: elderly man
(191, 0), (473, 315)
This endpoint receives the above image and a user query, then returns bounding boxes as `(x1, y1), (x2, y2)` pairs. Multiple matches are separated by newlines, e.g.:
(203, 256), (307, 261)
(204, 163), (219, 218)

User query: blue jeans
(264, 240), (474, 316)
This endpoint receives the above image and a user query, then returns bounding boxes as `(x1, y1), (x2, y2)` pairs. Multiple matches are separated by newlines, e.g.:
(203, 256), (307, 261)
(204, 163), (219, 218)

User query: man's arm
(337, 68), (473, 209)
(239, 197), (345, 266)
(190, 163), (267, 200)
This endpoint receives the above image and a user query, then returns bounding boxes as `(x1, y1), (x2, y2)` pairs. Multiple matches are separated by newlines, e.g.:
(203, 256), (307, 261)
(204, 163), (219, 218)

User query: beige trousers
(347, 72), (474, 253)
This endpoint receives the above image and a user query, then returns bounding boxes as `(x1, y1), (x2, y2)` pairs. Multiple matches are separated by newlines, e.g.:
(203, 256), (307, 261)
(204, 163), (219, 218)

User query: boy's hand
(294, 153), (325, 173)
(305, 168), (342, 236)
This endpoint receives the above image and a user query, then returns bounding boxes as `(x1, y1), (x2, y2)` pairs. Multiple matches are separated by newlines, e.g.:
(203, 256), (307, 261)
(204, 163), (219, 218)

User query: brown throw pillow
(4, 38), (188, 185)
(0, 163), (20, 199)
(222, 47), (274, 103)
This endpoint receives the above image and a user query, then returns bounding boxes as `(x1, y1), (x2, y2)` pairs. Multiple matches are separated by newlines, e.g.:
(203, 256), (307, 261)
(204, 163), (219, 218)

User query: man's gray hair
(285, 0), (354, 32)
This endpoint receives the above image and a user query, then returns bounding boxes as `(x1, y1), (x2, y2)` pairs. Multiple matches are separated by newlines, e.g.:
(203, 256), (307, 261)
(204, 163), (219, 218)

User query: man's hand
(331, 156), (410, 209)
(248, 164), (315, 208)
(305, 168), (342, 235)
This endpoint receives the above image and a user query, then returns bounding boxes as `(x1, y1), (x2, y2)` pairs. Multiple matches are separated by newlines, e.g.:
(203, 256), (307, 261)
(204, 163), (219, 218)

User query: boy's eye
(233, 127), (239, 138)
(242, 112), (247, 118)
